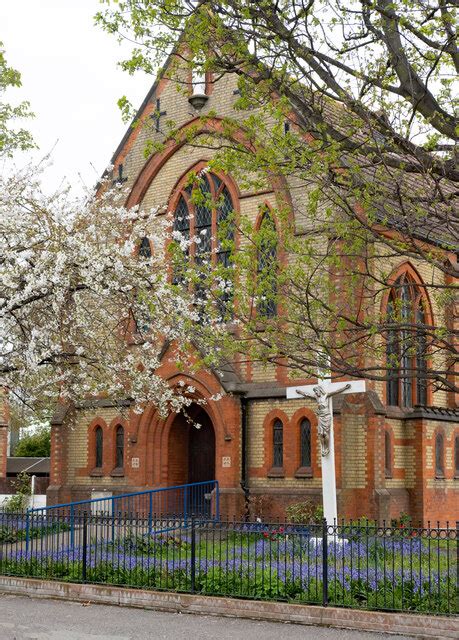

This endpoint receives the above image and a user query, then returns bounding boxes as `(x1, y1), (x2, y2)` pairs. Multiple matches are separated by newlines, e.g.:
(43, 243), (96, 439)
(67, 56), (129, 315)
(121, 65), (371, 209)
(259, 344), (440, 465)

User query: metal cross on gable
(152, 98), (167, 133)
(113, 163), (128, 186)
(286, 359), (366, 527)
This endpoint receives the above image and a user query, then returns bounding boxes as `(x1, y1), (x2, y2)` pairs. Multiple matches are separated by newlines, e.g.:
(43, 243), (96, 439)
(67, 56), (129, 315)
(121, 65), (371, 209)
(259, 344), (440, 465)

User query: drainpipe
(240, 395), (250, 521)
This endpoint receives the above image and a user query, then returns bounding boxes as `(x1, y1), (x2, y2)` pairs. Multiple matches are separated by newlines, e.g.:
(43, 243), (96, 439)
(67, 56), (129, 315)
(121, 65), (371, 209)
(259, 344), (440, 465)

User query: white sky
(1, 0), (149, 194)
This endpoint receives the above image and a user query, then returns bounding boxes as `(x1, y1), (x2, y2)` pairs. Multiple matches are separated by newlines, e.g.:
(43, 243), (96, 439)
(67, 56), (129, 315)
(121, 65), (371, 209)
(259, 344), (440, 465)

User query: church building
(45, 54), (459, 526)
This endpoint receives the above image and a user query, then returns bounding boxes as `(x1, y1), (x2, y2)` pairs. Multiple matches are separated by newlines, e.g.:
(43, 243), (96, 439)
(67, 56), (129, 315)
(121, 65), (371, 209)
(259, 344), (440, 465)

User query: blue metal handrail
(25, 480), (219, 551)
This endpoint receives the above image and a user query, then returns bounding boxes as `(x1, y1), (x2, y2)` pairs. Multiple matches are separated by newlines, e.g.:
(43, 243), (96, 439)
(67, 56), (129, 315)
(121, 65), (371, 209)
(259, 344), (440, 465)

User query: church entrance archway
(167, 406), (216, 487)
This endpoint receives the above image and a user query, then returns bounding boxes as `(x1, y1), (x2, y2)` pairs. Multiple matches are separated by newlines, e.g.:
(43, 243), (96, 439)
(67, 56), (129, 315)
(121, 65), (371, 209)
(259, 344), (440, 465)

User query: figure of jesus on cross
(287, 369), (366, 527)
(297, 383), (351, 457)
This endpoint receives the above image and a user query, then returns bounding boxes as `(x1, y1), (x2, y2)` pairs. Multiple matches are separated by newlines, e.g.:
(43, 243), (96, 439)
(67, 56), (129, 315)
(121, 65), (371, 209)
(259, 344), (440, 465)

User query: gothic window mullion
(386, 272), (429, 409)
(386, 296), (399, 406)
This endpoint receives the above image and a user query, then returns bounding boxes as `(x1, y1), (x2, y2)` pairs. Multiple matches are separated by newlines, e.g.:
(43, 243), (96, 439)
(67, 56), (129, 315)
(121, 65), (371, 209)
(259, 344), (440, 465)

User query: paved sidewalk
(0, 593), (417, 640)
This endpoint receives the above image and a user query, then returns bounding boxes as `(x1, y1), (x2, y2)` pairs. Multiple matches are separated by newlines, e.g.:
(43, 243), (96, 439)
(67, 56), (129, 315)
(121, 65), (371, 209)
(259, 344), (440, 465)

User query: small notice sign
(222, 456), (231, 468)
(131, 457), (140, 469)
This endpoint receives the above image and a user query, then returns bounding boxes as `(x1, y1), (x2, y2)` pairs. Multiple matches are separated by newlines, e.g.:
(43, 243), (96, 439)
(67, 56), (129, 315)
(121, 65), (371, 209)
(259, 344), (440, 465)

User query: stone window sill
(89, 468), (103, 477)
(295, 467), (313, 479)
(111, 467), (125, 477)
(267, 467), (284, 478)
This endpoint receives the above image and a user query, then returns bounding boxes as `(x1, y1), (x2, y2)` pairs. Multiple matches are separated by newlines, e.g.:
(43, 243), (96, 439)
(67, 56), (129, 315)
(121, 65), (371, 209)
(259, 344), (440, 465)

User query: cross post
(152, 98), (167, 133)
(112, 163), (128, 186)
(286, 378), (366, 527)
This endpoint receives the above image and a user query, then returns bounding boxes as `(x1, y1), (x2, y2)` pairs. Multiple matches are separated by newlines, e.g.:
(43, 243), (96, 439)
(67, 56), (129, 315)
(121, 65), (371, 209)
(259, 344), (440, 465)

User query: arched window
(386, 271), (428, 408)
(95, 426), (103, 469)
(257, 208), (278, 318)
(384, 430), (392, 478)
(435, 432), (444, 478)
(115, 426), (124, 469)
(454, 436), (459, 478)
(273, 419), (283, 468)
(300, 418), (312, 469)
(138, 236), (152, 259)
(172, 172), (234, 313)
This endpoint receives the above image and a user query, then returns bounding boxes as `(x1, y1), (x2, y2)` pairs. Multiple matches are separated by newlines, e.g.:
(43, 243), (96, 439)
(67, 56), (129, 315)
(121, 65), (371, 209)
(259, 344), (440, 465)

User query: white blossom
(0, 162), (211, 416)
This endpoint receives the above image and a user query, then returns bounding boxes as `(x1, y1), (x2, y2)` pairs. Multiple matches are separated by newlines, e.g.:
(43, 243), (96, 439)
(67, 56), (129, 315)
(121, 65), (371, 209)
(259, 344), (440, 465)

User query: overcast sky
(1, 0), (149, 193)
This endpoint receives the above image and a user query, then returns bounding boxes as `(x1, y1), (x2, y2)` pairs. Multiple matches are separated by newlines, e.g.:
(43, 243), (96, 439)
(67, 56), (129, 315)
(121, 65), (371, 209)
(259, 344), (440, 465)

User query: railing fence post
(70, 505), (75, 548)
(111, 498), (115, 543)
(25, 510), (31, 553)
(184, 485), (188, 527)
(322, 517), (329, 607)
(82, 510), (88, 582)
(149, 491), (153, 534)
(190, 515), (196, 593)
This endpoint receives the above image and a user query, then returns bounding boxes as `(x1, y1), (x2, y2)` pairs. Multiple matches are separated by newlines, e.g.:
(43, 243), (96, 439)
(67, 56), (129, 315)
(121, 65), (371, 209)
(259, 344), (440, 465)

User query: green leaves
(0, 42), (35, 157)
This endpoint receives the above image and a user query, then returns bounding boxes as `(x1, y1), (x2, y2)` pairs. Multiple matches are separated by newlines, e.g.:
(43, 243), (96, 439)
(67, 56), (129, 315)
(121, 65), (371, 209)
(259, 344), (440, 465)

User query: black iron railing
(0, 512), (457, 616)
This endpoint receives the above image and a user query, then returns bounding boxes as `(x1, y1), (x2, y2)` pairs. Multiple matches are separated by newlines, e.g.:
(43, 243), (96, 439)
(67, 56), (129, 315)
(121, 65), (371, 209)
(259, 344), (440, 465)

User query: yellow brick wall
(114, 60), (453, 415)
(341, 415), (367, 489)
(64, 407), (127, 484)
(248, 397), (322, 490)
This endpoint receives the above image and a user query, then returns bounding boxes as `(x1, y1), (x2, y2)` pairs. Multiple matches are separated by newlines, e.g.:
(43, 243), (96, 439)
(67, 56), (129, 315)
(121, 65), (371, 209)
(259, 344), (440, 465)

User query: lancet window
(256, 208), (278, 318)
(386, 271), (428, 408)
(172, 172), (234, 313)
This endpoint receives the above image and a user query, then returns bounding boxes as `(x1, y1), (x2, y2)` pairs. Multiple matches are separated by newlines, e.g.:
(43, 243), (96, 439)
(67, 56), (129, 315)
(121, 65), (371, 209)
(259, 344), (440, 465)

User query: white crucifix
(287, 374), (366, 526)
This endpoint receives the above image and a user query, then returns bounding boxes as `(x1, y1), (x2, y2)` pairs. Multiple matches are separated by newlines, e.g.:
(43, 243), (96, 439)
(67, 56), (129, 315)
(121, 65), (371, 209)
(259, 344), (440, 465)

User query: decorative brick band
(0, 577), (456, 639)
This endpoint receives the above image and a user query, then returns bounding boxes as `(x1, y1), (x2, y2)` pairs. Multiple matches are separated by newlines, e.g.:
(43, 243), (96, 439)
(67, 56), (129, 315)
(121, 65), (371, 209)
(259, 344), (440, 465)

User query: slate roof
(7, 457), (50, 474)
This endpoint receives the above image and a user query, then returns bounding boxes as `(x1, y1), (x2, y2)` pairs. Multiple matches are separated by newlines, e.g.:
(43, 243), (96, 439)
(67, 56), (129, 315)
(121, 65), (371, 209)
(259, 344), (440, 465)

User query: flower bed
(1, 527), (456, 614)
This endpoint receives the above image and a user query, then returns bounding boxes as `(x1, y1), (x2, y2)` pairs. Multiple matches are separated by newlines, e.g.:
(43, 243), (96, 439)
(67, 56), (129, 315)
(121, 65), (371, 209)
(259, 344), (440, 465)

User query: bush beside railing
(0, 511), (457, 615)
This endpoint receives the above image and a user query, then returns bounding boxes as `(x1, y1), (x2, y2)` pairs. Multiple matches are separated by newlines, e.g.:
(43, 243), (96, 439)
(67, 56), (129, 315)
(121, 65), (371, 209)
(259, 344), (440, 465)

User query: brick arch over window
(290, 408), (318, 478)
(125, 118), (292, 212)
(382, 263), (434, 408)
(87, 419), (108, 476)
(262, 409), (289, 477)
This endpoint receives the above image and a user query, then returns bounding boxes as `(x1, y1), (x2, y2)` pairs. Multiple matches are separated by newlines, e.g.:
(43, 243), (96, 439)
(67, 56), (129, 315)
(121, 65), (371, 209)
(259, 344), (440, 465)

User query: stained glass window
(172, 171), (234, 314)
(386, 273), (428, 408)
(300, 419), (311, 469)
(115, 426), (124, 469)
(273, 419), (283, 468)
(95, 427), (103, 469)
(139, 237), (152, 259)
(257, 208), (277, 318)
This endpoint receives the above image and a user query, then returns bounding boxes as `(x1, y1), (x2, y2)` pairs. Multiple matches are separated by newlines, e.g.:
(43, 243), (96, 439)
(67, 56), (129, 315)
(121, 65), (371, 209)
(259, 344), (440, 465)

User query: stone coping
(0, 577), (457, 639)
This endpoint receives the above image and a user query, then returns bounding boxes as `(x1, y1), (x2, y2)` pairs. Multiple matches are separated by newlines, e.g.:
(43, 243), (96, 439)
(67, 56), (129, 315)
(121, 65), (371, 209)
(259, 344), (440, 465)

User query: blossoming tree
(0, 164), (206, 415)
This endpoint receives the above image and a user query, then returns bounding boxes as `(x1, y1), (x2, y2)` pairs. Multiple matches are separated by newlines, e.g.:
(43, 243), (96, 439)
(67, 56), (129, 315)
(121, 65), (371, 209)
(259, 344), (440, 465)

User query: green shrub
(285, 500), (323, 524)
(14, 426), (50, 457)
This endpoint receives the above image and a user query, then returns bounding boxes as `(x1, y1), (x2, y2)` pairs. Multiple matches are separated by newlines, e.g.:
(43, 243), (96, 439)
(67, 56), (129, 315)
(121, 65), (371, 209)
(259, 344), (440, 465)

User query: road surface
(0, 593), (417, 640)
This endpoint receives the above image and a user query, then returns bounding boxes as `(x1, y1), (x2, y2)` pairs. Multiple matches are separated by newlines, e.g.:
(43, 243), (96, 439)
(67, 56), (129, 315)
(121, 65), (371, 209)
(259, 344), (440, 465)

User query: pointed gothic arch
(383, 263), (434, 408)
(255, 205), (278, 318)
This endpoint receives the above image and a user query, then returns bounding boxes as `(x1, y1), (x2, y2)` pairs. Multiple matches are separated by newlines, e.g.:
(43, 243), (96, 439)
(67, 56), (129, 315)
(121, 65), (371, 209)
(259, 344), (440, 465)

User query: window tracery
(386, 271), (428, 407)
